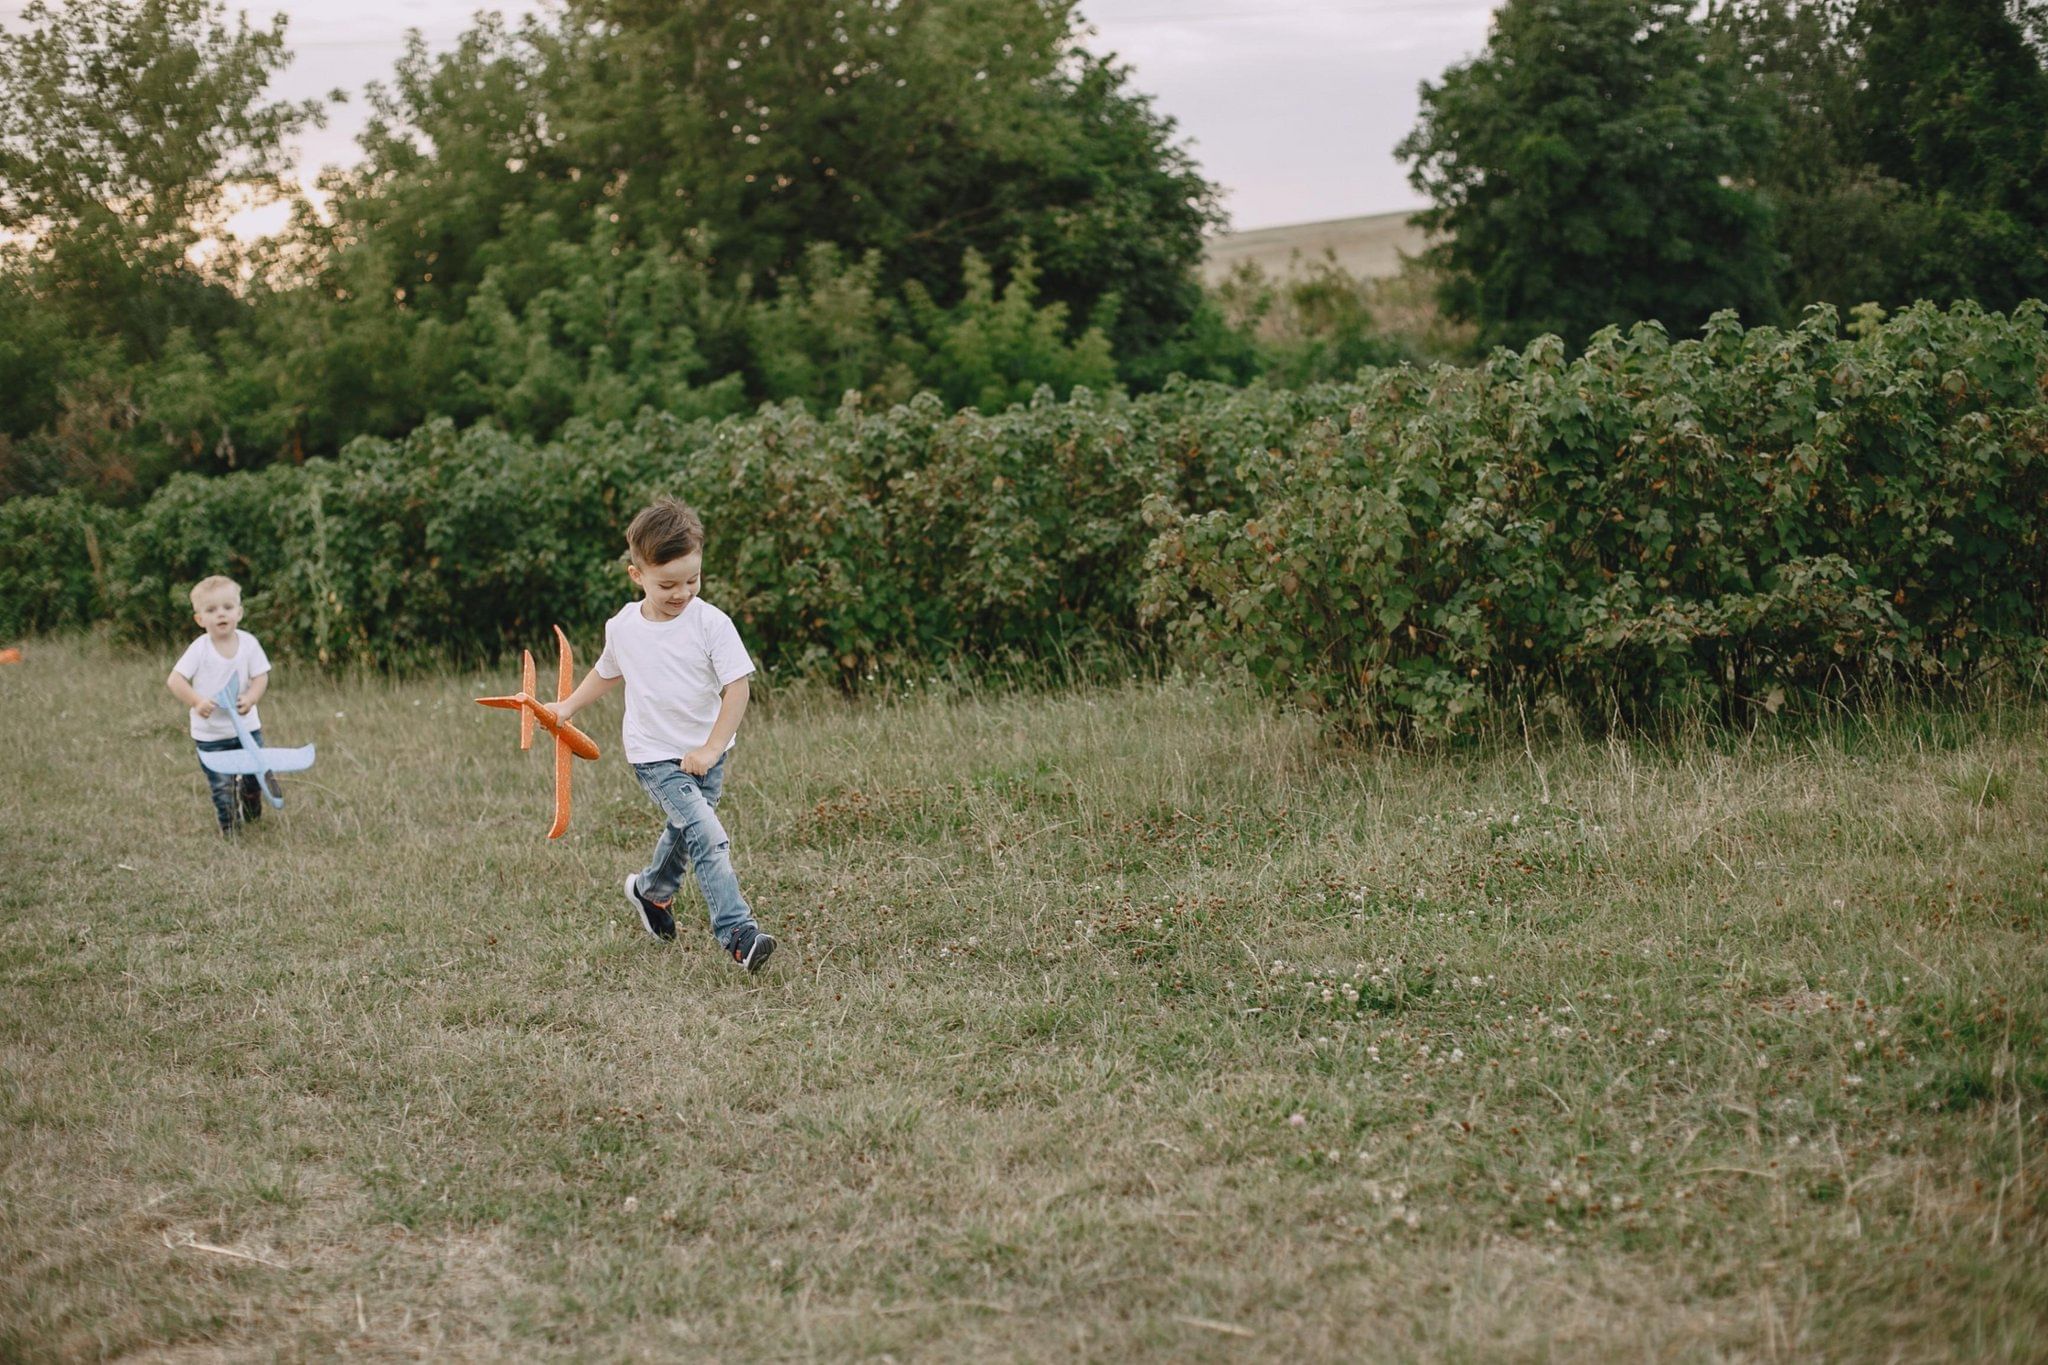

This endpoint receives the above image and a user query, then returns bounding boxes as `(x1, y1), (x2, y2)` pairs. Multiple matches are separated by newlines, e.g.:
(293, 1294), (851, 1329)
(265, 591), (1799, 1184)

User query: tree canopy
(1696, 0), (2048, 318)
(8, 0), (2048, 503)
(0, 0), (318, 358)
(1398, 0), (1778, 351)
(0, 0), (320, 492)
(1, 0), (1256, 498)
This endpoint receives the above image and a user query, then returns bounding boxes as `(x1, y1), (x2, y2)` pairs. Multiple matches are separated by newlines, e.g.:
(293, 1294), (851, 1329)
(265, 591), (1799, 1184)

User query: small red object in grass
(475, 624), (600, 839)
(0, 647), (21, 665)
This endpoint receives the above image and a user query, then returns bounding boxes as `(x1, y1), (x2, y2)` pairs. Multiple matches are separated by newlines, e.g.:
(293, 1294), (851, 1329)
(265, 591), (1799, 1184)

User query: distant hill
(1201, 209), (1427, 285)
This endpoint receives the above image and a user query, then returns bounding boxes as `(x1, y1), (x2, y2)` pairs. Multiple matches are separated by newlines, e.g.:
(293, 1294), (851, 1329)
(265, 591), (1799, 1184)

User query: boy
(165, 575), (276, 835)
(547, 499), (777, 972)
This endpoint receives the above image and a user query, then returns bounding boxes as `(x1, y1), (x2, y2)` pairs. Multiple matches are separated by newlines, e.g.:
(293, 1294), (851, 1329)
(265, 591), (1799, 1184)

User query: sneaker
(624, 873), (676, 941)
(727, 924), (776, 973)
(240, 780), (264, 824)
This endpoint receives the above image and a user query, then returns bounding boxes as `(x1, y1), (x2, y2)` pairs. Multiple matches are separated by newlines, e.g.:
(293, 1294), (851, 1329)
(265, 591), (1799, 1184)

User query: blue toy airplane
(195, 674), (315, 808)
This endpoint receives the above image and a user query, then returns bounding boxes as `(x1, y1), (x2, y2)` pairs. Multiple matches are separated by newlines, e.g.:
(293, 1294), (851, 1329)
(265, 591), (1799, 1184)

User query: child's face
(628, 551), (702, 622)
(192, 587), (243, 639)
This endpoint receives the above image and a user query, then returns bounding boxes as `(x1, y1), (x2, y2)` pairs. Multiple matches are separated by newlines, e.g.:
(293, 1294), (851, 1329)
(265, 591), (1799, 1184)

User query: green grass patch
(2, 635), (2044, 1359)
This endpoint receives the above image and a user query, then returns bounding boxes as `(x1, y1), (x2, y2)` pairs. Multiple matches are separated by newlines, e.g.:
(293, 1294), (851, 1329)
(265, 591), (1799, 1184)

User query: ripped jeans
(631, 754), (757, 949)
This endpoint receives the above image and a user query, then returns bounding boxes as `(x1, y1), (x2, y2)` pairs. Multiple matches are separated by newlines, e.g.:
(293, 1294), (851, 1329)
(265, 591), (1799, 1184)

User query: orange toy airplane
(475, 624), (601, 839)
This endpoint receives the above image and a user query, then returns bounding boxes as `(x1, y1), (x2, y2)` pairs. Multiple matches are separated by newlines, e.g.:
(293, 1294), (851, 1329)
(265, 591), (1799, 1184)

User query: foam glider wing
(195, 674), (316, 807)
(475, 624), (600, 839)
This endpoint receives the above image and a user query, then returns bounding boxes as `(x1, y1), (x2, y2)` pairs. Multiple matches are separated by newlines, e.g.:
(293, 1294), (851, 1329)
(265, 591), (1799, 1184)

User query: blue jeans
(632, 754), (756, 948)
(194, 729), (266, 832)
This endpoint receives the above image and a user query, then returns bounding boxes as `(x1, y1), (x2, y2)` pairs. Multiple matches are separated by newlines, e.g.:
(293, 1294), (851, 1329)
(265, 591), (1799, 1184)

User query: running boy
(547, 499), (776, 972)
(166, 575), (276, 834)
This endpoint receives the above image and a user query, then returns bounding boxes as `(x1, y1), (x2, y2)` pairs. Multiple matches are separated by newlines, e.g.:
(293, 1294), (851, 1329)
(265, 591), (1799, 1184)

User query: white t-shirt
(173, 630), (271, 740)
(595, 598), (755, 764)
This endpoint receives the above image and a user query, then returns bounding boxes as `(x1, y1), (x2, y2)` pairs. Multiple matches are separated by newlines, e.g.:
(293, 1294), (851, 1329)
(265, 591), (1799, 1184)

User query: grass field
(3, 635), (2044, 1361)
(1201, 210), (1427, 285)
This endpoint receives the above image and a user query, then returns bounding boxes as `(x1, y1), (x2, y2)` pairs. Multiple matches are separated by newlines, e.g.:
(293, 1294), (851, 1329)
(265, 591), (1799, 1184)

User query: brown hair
(624, 498), (705, 566)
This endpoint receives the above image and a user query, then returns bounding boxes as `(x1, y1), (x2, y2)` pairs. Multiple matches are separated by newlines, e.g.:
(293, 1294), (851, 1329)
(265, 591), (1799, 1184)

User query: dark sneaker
(727, 924), (776, 973)
(240, 779), (264, 824)
(624, 873), (676, 941)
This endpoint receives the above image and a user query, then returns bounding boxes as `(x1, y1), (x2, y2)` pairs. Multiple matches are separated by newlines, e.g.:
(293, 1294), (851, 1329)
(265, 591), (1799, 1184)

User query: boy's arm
(166, 669), (214, 718)
(548, 668), (622, 722)
(237, 670), (269, 714)
(682, 677), (749, 775)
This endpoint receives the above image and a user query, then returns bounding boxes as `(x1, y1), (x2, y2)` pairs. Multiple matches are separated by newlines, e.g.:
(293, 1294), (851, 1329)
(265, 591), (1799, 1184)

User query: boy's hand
(236, 695), (255, 715)
(681, 744), (720, 776)
(194, 699), (216, 719)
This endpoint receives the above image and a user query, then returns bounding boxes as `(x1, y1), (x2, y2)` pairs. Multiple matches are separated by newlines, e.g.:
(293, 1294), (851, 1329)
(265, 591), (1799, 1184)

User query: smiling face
(191, 584), (243, 641)
(628, 551), (703, 622)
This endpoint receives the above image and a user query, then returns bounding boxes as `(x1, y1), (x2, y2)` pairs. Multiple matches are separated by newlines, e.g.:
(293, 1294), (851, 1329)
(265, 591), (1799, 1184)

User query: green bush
(0, 490), (125, 639)
(1141, 302), (2048, 734)
(71, 377), (1326, 673)
(10, 302), (2044, 735)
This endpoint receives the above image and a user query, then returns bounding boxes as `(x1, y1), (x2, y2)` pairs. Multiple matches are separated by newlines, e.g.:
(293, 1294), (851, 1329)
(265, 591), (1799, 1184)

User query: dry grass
(2, 634), (2044, 1361)
(1201, 210), (1426, 286)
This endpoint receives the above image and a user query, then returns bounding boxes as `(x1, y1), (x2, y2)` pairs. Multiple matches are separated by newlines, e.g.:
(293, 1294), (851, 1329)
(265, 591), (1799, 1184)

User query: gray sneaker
(726, 924), (776, 973)
(624, 873), (676, 941)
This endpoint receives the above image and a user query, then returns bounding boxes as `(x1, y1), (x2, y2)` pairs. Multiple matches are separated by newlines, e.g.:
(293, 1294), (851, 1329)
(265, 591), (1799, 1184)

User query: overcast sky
(2, 0), (1499, 234)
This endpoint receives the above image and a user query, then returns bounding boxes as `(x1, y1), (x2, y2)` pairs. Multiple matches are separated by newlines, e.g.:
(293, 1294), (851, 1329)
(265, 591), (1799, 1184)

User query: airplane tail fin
(520, 649), (537, 750)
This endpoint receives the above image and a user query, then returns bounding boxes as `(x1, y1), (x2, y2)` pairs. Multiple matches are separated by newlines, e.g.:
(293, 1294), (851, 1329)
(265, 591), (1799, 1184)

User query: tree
(1853, 0), (2048, 308)
(0, 0), (321, 494)
(313, 0), (1219, 375)
(1398, 0), (1778, 350)
(1704, 1), (1893, 313)
(1707, 0), (2048, 315)
(0, 0), (321, 359)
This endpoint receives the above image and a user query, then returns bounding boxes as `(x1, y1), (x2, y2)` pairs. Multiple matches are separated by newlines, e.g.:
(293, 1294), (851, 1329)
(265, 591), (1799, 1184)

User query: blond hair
(189, 574), (241, 606)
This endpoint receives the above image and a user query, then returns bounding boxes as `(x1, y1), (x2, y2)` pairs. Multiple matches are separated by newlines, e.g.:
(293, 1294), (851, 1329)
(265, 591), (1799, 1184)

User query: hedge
(5, 301), (2043, 733)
